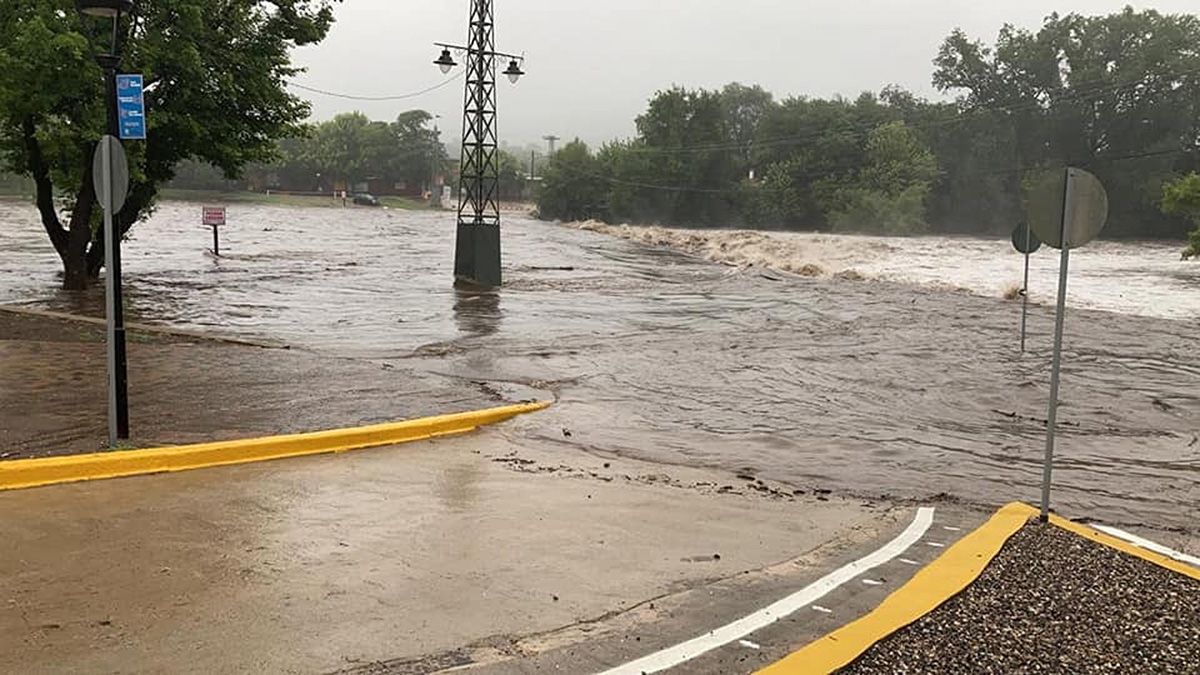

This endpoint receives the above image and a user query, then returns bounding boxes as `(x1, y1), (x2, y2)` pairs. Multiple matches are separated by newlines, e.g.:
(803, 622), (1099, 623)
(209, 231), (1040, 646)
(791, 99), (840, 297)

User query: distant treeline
(168, 110), (529, 200)
(538, 8), (1200, 241)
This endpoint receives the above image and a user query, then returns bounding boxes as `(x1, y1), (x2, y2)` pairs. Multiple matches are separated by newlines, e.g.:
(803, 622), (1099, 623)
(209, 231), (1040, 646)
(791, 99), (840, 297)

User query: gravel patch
(845, 521), (1200, 674)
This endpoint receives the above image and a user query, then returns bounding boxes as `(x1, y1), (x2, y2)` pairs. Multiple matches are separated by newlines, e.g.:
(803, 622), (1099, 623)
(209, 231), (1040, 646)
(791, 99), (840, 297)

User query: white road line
(1091, 524), (1200, 569)
(942, 525), (962, 531)
(925, 541), (945, 548)
(899, 558), (919, 566)
(811, 605), (832, 613)
(861, 579), (884, 586)
(596, 507), (936, 675)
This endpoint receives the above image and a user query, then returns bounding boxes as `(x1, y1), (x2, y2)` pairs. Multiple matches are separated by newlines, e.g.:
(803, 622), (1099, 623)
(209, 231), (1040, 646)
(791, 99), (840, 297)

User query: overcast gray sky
(291, 1), (1197, 149)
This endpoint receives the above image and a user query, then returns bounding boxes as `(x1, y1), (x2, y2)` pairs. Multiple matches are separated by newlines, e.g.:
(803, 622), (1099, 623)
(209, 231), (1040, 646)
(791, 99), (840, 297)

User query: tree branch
(86, 181), (153, 277)
(21, 116), (68, 256)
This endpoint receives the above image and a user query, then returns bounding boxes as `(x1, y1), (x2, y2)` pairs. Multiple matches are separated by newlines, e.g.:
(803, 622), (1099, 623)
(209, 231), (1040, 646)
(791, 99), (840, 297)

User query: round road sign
(1026, 168), (1109, 249)
(92, 135), (129, 214)
(1011, 223), (1042, 254)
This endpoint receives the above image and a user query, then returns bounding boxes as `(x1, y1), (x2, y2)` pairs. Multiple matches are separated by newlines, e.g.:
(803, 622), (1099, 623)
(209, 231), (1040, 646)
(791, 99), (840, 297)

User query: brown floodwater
(1, 201), (1197, 531)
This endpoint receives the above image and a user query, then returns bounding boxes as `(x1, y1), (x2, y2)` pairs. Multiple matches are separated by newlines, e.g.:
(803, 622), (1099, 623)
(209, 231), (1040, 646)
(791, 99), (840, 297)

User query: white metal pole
(1021, 222), (1031, 353)
(102, 139), (118, 448)
(1040, 168), (1074, 521)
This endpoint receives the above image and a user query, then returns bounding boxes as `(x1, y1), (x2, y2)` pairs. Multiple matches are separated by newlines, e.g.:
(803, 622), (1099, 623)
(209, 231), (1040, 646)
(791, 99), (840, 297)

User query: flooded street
(1, 200), (1197, 531)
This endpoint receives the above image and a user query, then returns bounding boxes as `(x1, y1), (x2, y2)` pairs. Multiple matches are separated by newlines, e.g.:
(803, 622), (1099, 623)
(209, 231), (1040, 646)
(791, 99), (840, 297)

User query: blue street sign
(116, 74), (147, 140)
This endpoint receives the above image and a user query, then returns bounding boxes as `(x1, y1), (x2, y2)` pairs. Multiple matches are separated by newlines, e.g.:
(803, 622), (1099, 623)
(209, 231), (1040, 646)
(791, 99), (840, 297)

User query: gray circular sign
(92, 135), (129, 214)
(1026, 167), (1109, 249)
(1011, 223), (1042, 254)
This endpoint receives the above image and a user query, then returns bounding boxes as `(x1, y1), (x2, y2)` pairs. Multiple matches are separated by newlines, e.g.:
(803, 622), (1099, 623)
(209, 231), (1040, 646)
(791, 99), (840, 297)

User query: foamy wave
(568, 221), (878, 279)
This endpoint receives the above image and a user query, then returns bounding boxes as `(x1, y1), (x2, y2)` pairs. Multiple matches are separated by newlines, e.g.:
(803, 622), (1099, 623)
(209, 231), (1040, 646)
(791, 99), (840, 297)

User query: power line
(286, 71), (464, 101)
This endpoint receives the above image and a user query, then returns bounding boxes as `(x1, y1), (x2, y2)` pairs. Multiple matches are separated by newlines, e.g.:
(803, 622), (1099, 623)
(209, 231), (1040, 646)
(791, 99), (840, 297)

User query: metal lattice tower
(454, 0), (502, 286)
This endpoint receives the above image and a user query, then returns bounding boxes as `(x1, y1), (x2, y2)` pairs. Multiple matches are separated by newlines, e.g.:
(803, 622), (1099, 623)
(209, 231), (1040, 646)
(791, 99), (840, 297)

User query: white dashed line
(598, 508), (936, 674)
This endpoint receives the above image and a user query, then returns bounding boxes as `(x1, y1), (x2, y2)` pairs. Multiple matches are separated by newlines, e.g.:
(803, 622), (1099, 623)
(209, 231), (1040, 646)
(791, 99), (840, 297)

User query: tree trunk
(61, 231), (91, 290)
(62, 154), (98, 291)
(23, 117), (71, 281)
(22, 117), (97, 291)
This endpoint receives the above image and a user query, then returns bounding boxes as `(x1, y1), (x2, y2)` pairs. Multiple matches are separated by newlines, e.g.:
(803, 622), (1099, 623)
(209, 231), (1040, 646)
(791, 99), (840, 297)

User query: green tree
(933, 8), (1200, 237)
(496, 150), (527, 201)
(743, 159), (804, 229)
(616, 86), (741, 226)
(274, 135), (322, 191)
(306, 112), (394, 188)
(392, 110), (444, 193)
(0, 0), (337, 289)
(309, 113), (359, 186)
(594, 140), (661, 223)
(858, 121), (939, 193)
(719, 82), (775, 169)
(826, 121), (939, 235)
(747, 93), (899, 229)
(537, 140), (607, 221)
(1161, 174), (1200, 259)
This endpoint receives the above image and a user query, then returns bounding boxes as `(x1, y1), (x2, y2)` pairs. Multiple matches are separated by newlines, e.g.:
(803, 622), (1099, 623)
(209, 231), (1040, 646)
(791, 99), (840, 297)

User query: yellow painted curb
(0, 401), (550, 492)
(759, 502), (1199, 674)
(758, 502), (1034, 675)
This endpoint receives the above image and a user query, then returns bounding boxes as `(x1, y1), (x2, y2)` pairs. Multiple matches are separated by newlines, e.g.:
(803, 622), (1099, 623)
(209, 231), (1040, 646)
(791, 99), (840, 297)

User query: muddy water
(1, 201), (1197, 531)
(569, 221), (1200, 320)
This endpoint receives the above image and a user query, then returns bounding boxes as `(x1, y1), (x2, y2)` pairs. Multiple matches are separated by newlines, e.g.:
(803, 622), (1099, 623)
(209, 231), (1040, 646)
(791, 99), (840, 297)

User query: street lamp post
(78, 0), (134, 445)
(434, 0), (525, 288)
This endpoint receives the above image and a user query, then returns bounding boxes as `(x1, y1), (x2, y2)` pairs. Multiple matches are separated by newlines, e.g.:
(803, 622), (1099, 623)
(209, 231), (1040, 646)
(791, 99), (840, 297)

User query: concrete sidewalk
(0, 429), (896, 674)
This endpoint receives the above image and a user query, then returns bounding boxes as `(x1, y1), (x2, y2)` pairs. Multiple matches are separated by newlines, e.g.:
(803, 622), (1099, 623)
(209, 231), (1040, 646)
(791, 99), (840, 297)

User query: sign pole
(101, 136), (120, 447)
(1021, 222), (1032, 353)
(203, 206), (227, 256)
(1040, 168), (1074, 522)
(105, 66), (131, 443)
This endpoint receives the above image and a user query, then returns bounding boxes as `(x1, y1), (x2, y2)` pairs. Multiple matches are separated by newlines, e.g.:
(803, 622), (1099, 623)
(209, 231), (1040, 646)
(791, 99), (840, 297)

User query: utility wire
(286, 71), (464, 101)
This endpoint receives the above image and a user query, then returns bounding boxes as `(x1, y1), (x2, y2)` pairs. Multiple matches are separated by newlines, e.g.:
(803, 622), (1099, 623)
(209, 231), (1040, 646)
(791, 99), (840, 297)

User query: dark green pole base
(454, 223), (502, 288)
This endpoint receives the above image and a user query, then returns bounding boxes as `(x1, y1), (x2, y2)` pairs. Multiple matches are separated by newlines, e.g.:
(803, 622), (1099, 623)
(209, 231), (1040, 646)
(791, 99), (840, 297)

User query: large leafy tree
(306, 112), (391, 188)
(496, 149), (527, 202)
(933, 8), (1200, 237)
(747, 93), (898, 229)
(391, 110), (445, 193)
(0, 0), (337, 289)
(536, 139), (607, 222)
(826, 121), (940, 235)
(618, 87), (741, 226)
(718, 82), (775, 169)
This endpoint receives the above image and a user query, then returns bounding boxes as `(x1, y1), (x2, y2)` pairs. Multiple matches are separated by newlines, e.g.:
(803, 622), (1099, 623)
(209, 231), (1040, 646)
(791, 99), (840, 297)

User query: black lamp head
(502, 59), (525, 84)
(434, 48), (458, 74)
